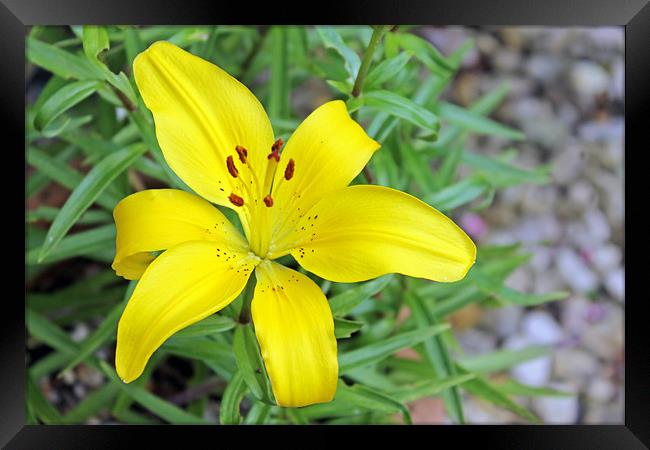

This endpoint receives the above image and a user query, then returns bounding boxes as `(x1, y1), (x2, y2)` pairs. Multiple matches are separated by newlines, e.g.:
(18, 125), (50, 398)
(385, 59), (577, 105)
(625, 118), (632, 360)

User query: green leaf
(232, 324), (275, 404)
(173, 315), (236, 339)
(339, 324), (449, 373)
(268, 27), (290, 119)
(364, 52), (412, 89)
(244, 401), (273, 425)
(335, 381), (412, 424)
(165, 336), (235, 381)
(424, 177), (488, 211)
(38, 144), (146, 263)
(396, 32), (453, 76)
(27, 36), (98, 80)
(62, 383), (119, 424)
(462, 150), (550, 186)
(27, 206), (112, 225)
(26, 147), (121, 211)
(494, 379), (574, 398)
(219, 370), (248, 425)
(82, 26), (110, 61)
(459, 366), (541, 423)
(98, 361), (210, 424)
(26, 375), (64, 424)
(405, 291), (465, 424)
(458, 346), (551, 374)
(27, 224), (116, 265)
(329, 275), (393, 316)
(390, 373), (476, 403)
(362, 90), (440, 136)
(316, 27), (361, 81)
(58, 297), (129, 376)
(438, 102), (525, 140)
(27, 309), (78, 355)
(33, 80), (101, 133)
(334, 318), (365, 338)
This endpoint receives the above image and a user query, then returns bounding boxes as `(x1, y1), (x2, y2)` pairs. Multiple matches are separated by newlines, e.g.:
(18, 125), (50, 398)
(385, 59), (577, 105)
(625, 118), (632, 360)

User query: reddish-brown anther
(228, 193), (244, 206)
(284, 158), (295, 180)
(235, 145), (248, 164)
(268, 138), (283, 161)
(263, 195), (274, 207)
(226, 156), (238, 177)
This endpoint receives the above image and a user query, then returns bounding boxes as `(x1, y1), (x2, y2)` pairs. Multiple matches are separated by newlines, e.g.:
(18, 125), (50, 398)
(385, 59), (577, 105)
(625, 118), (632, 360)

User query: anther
(268, 138), (283, 161)
(228, 193), (244, 206)
(235, 146), (248, 164)
(226, 156), (238, 178)
(263, 195), (274, 207)
(284, 158), (295, 180)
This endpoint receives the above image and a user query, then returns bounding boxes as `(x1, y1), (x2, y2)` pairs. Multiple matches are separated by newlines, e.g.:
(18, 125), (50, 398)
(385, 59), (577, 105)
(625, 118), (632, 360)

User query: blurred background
(411, 26), (624, 424)
(26, 26), (624, 424)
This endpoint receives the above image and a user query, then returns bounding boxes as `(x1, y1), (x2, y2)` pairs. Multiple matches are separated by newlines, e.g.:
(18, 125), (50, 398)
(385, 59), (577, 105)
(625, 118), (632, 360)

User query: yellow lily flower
(112, 41), (477, 408)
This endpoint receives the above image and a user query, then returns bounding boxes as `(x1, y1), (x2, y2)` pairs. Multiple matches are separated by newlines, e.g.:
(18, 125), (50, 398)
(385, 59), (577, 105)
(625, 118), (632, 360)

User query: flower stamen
(284, 159), (295, 180)
(263, 195), (274, 207)
(226, 156), (239, 178)
(229, 192), (244, 206)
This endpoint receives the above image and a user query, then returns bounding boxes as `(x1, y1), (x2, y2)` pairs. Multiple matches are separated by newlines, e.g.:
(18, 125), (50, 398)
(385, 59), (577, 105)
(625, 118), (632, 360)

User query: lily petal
(116, 240), (258, 383)
(267, 101), (379, 254)
(252, 261), (338, 407)
(112, 189), (248, 280)
(283, 185), (476, 283)
(134, 41), (275, 209)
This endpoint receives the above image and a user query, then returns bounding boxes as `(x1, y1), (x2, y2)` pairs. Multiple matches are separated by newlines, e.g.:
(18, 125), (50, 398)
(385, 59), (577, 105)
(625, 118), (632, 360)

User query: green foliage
(26, 25), (563, 425)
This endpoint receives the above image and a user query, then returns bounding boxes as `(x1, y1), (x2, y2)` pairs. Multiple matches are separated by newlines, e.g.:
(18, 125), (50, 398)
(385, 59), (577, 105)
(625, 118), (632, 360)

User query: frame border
(8, 0), (647, 447)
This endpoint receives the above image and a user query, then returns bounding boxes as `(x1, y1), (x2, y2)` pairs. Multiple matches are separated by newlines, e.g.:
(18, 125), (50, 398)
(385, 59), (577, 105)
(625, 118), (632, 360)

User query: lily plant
(112, 41), (476, 407)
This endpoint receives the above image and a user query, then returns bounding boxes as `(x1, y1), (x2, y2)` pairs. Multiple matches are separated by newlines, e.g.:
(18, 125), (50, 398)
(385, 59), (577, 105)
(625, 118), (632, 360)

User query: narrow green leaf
(424, 177), (488, 211)
(62, 383), (119, 424)
(38, 144), (146, 262)
(244, 401), (272, 425)
(438, 102), (525, 140)
(165, 337), (235, 381)
(364, 52), (412, 89)
(390, 373), (476, 403)
(329, 275), (393, 316)
(316, 27), (361, 81)
(33, 80), (101, 132)
(362, 90), (440, 136)
(232, 324), (275, 404)
(27, 206), (112, 225)
(99, 361), (210, 424)
(405, 291), (464, 424)
(339, 324), (449, 373)
(26, 224), (116, 265)
(27, 309), (78, 355)
(26, 375), (64, 424)
(82, 26), (110, 61)
(462, 150), (550, 186)
(459, 366), (541, 423)
(334, 318), (365, 338)
(495, 379), (574, 398)
(336, 381), (412, 425)
(58, 300), (128, 375)
(27, 37), (98, 80)
(174, 315), (236, 339)
(268, 27), (289, 119)
(458, 346), (551, 374)
(396, 32), (453, 76)
(219, 370), (248, 425)
(26, 147), (120, 210)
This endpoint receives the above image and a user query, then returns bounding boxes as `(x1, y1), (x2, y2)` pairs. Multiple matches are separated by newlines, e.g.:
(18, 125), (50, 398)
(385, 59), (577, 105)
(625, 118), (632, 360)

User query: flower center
(224, 139), (296, 257)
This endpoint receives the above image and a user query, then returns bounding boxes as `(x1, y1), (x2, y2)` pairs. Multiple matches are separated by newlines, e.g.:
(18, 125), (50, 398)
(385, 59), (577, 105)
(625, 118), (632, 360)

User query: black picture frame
(7, 0), (646, 447)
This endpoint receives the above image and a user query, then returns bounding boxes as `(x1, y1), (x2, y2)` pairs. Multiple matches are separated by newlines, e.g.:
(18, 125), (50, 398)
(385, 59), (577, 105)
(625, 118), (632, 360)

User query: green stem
(352, 25), (389, 97)
(238, 275), (257, 324)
